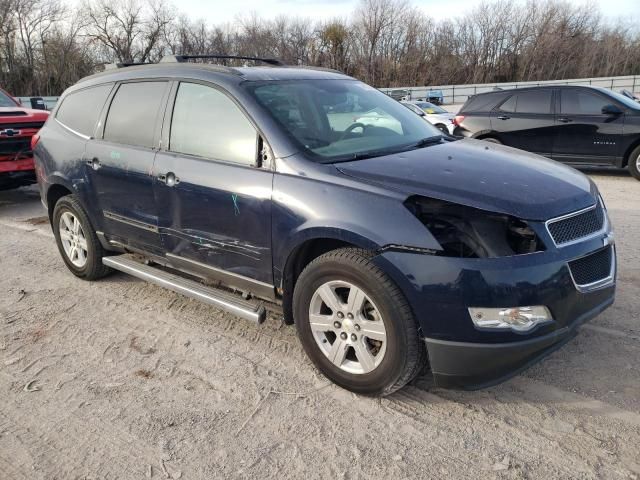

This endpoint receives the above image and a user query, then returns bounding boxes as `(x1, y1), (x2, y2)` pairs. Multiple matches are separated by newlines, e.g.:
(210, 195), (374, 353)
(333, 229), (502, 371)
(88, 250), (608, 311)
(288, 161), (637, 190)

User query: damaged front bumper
(373, 229), (616, 390)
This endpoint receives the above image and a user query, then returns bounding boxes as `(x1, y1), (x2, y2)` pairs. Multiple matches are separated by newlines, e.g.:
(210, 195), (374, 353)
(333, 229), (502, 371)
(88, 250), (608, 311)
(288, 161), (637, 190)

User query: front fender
(271, 172), (441, 285)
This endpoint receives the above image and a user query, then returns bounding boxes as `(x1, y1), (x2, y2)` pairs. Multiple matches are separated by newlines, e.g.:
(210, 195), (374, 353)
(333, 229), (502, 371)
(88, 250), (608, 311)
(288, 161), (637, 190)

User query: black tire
(435, 123), (448, 134)
(481, 136), (502, 144)
(628, 145), (640, 181)
(52, 194), (111, 280)
(293, 248), (426, 396)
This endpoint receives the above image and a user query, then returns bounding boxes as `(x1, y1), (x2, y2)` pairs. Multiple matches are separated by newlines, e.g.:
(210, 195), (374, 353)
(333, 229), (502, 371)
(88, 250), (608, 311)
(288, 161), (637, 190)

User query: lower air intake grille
(568, 246), (613, 287)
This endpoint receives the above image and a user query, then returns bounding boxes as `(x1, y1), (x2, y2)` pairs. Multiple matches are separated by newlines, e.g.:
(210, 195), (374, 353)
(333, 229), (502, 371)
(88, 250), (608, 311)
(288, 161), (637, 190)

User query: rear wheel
(435, 123), (448, 134)
(481, 136), (502, 144)
(52, 195), (111, 280)
(628, 145), (640, 181)
(293, 248), (426, 396)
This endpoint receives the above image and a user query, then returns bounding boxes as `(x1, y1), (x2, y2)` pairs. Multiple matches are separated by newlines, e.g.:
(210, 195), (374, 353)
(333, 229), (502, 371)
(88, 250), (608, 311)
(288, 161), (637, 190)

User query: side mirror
(602, 104), (623, 115)
(417, 110), (426, 117)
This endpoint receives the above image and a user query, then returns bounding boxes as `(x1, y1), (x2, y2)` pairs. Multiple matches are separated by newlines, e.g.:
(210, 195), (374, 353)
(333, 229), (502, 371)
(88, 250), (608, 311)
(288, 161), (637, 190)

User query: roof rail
(160, 54), (285, 66)
(104, 62), (153, 70)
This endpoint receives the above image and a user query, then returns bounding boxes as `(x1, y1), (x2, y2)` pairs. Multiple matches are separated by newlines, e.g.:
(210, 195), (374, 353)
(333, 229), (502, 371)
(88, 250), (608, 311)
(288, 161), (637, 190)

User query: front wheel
(293, 248), (426, 396)
(628, 145), (640, 181)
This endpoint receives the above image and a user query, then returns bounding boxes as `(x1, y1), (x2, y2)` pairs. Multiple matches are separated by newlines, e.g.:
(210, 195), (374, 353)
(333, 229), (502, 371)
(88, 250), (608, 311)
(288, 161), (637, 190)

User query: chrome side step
(103, 255), (266, 324)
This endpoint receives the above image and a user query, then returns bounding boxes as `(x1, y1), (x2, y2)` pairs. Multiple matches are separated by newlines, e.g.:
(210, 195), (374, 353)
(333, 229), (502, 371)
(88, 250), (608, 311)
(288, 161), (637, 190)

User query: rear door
(85, 80), (170, 253)
(153, 81), (274, 295)
(490, 89), (555, 155)
(552, 88), (624, 165)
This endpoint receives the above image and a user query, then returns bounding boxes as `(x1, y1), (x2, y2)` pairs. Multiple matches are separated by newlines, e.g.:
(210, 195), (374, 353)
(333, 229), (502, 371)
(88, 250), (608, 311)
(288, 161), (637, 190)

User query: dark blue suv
(34, 55), (616, 396)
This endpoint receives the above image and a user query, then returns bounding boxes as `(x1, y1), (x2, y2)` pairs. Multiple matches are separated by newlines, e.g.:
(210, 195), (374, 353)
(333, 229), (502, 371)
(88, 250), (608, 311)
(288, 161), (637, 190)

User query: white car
(401, 101), (456, 135)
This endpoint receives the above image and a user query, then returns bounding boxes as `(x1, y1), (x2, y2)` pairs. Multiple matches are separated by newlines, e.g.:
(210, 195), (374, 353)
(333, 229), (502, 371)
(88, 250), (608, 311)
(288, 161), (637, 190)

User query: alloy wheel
(308, 280), (387, 374)
(59, 211), (88, 268)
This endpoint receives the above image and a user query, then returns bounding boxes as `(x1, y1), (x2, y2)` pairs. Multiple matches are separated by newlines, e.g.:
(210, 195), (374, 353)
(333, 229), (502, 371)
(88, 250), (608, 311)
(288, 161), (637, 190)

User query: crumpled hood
(336, 139), (597, 221)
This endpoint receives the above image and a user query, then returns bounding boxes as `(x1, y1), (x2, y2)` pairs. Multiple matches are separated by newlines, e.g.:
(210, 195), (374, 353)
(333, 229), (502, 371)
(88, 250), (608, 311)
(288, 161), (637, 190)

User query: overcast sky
(170, 0), (639, 23)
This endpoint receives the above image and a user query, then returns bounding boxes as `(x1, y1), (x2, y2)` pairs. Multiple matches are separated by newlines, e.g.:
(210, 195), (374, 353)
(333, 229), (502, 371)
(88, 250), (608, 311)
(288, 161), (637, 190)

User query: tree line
(1, 0), (639, 97)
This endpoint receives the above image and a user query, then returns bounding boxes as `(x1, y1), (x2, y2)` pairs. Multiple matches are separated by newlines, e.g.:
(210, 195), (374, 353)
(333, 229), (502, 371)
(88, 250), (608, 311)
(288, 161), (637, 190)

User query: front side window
(170, 83), (257, 165)
(245, 80), (441, 162)
(103, 82), (168, 148)
(561, 90), (609, 115)
(56, 84), (113, 137)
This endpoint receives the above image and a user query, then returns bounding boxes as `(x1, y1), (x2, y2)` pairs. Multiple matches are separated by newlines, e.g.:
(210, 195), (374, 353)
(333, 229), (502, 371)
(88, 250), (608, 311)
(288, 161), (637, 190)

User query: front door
(490, 88), (555, 156)
(86, 80), (170, 253)
(552, 88), (624, 165)
(153, 81), (274, 295)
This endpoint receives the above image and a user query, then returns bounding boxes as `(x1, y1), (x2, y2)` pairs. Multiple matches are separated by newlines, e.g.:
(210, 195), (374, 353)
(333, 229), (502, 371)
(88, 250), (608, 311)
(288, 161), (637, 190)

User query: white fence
(380, 75), (640, 105)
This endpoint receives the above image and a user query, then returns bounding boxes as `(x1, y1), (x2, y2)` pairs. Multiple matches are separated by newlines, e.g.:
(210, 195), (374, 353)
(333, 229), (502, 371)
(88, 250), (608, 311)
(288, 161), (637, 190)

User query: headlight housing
(404, 196), (545, 258)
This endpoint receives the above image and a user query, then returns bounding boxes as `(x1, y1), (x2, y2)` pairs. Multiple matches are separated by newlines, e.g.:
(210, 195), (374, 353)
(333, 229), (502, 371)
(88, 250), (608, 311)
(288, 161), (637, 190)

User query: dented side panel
(153, 150), (274, 285)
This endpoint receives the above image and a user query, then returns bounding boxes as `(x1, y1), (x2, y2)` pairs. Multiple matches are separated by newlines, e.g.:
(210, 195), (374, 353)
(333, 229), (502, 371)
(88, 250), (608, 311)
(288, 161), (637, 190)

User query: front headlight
(404, 196), (545, 258)
(468, 306), (553, 332)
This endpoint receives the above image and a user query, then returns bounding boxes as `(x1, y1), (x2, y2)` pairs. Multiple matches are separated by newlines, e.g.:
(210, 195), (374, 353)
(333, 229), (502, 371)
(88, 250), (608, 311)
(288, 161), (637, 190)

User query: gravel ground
(1, 169), (639, 479)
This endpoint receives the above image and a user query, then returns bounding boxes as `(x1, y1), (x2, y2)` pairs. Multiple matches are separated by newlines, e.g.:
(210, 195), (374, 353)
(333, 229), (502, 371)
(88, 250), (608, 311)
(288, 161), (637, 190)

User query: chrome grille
(547, 202), (605, 246)
(568, 246), (613, 289)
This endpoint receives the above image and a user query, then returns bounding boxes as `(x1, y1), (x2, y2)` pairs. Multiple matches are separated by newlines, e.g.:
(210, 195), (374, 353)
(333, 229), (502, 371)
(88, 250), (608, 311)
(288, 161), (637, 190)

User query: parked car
(453, 85), (640, 180)
(401, 100), (455, 134)
(424, 89), (444, 105)
(35, 55), (615, 396)
(0, 87), (49, 190)
(388, 88), (411, 101)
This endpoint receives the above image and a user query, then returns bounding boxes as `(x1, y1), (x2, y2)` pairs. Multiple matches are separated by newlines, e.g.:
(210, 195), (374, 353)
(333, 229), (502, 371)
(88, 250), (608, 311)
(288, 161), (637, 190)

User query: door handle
(158, 171), (180, 187)
(496, 115), (510, 120)
(86, 157), (101, 170)
(558, 117), (572, 123)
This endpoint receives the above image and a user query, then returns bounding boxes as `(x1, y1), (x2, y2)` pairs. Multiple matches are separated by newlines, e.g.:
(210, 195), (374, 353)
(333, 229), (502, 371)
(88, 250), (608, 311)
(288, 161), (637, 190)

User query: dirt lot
(1, 169), (639, 479)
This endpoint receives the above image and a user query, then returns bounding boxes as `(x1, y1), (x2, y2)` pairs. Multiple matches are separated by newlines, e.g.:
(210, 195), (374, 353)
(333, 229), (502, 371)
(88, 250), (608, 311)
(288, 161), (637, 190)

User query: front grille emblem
(0, 128), (21, 137)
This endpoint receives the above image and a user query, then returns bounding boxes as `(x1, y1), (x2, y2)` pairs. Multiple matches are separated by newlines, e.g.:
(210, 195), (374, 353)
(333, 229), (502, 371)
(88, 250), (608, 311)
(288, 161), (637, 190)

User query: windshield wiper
(410, 135), (443, 149)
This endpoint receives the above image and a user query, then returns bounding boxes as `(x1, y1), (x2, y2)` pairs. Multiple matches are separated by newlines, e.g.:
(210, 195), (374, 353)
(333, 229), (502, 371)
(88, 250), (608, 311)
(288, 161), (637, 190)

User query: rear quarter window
(462, 92), (509, 113)
(56, 84), (113, 137)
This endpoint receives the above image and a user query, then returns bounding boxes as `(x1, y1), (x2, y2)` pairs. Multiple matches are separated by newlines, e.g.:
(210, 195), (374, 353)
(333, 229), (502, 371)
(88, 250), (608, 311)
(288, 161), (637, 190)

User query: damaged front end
(404, 196), (545, 258)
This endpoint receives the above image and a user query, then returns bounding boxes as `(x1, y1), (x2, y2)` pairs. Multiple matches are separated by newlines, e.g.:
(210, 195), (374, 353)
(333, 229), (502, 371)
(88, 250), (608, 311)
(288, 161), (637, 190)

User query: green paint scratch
(231, 194), (240, 216)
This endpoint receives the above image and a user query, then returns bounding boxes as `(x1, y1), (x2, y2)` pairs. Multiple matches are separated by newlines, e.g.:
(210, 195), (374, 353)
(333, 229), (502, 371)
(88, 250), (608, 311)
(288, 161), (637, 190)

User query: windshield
(415, 102), (447, 114)
(245, 80), (442, 162)
(0, 89), (18, 107)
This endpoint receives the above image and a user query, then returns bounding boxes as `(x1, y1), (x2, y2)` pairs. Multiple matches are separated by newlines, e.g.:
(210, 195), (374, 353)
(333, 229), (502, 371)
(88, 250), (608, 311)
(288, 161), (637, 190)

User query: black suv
(454, 85), (640, 180)
(34, 55), (616, 396)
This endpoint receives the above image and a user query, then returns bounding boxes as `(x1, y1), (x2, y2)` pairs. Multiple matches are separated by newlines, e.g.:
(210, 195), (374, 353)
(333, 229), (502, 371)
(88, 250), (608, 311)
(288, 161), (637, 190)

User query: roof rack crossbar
(104, 62), (153, 70)
(160, 54), (285, 66)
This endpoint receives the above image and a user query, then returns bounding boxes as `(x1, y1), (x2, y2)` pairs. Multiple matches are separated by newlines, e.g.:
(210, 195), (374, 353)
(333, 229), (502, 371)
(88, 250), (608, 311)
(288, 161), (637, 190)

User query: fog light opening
(468, 306), (553, 332)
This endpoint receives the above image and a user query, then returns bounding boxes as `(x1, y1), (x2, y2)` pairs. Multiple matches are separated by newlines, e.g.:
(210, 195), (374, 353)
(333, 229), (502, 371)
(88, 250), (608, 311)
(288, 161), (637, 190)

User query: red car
(0, 87), (49, 190)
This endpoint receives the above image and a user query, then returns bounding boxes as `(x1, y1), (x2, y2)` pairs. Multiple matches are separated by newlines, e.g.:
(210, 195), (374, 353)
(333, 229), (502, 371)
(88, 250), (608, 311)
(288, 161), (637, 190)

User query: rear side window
(561, 90), (609, 115)
(56, 84), (113, 137)
(499, 90), (552, 114)
(170, 82), (257, 165)
(103, 82), (168, 148)
(462, 92), (509, 113)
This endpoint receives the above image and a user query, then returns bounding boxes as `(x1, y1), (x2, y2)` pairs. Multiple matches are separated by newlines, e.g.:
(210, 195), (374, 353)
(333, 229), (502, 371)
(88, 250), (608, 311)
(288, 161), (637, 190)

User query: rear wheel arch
(46, 183), (73, 223)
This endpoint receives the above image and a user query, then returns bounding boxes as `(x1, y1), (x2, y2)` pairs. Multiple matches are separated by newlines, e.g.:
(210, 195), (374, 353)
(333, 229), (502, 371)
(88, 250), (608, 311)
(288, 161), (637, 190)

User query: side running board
(103, 255), (266, 324)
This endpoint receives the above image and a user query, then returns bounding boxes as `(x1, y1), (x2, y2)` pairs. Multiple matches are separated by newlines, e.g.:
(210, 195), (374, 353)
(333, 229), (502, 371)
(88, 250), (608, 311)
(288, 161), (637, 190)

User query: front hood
(0, 107), (49, 123)
(336, 139), (597, 221)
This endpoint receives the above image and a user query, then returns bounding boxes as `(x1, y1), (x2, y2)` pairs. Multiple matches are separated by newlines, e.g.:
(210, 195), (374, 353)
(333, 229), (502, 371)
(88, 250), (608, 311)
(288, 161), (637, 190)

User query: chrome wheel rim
(636, 153), (640, 171)
(59, 211), (88, 268)
(309, 280), (387, 374)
